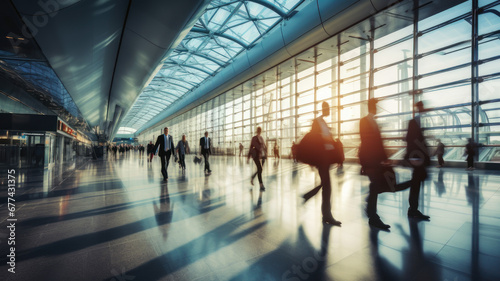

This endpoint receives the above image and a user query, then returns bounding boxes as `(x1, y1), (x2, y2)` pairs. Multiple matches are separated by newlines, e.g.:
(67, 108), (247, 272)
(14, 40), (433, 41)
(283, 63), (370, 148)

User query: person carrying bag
(297, 102), (341, 226)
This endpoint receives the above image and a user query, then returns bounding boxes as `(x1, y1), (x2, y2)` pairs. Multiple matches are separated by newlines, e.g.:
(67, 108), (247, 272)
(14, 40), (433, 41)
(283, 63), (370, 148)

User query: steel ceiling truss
(119, 0), (303, 131)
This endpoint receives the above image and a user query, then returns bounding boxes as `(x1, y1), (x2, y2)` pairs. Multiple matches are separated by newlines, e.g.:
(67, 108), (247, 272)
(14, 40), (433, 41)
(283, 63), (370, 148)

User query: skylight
(119, 0), (303, 132)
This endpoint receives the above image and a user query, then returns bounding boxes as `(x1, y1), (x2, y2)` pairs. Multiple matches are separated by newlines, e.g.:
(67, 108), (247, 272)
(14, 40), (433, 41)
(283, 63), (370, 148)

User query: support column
(58, 135), (64, 165)
(412, 0), (420, 117)
(471, 0), (480, 161)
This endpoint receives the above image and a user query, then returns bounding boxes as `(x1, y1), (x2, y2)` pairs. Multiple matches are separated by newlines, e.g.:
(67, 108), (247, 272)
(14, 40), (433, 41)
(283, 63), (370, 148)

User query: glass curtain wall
(138, 0), (500, 163)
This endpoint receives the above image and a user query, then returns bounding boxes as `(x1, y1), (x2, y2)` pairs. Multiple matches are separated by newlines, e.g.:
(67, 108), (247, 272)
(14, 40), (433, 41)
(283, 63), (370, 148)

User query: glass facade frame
(138, 0), (500, 163)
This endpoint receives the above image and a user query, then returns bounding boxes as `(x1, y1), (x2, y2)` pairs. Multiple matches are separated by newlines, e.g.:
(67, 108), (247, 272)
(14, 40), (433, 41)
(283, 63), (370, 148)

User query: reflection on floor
(0, 153), (499, 281)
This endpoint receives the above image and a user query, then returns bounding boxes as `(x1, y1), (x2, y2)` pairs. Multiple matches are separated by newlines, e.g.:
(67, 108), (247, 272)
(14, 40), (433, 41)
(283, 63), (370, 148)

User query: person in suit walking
(405, 101), (430, 220)
(359, 98), (392, 229)
(247, 126), (266, 191)
(176, 134), (190, 170)
(199, 131), (212, 173)
(302, 101), (341, 226)
(153, 127), (175, 181)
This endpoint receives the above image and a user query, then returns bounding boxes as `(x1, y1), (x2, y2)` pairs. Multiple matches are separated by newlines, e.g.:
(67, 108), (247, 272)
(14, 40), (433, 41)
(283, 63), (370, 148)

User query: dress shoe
(369, 217), (390, 229)
(260, 186), (266, 192)
(408, 209), (430, 220)
(322, 217), (341, 226)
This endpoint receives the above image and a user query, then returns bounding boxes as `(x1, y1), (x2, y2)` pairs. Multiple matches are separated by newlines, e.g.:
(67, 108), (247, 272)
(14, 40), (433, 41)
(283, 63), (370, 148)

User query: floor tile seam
(433, 246), (500, 277)
(419, 239), (446, 258)
(446, 234), (500, 252)
(329, 243), (371, 266)
(374, 237), (425, 254)
(479, 193), (500, 209)
(47, 160), (92, 192)
(435, 265), (475, 280)
(143, 161), (310, 177)
(0, 202), (30, 223)
(188, 265), (219, 281)
(208, 253), (270, 279)
(203, 243), (273, 273)
(376, 204), (473, 216)
(408, 261), (453, 281)
(404, 204), (480, 215)
(437, 230), (475, 256)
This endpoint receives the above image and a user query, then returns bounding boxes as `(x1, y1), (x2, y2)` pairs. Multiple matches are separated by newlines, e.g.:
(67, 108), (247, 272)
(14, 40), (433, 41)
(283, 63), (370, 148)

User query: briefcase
(364, 166), (397, 193)
(193, 156), (202, 164)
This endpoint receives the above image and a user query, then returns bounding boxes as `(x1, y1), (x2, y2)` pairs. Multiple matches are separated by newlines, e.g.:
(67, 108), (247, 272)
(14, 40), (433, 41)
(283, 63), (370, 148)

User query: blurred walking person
(359, 98), (392, 229)
(248, 126), (267, 191)
(302, 102), (341, 226)
(435, 139), (445, 168)
(176, 134), (190, 171)
(291, 141), (297, 163)
(404, 101), (430, 220)
(465, 138), (475, 170)
(199, 131), (212, 174)
(273, 143), (279, 160)
(147, 141), (155, 162)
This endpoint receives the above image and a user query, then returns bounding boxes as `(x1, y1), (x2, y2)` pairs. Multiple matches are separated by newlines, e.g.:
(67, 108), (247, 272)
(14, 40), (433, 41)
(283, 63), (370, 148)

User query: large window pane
(374, 39), (413, 69)
(419, 21), (471, 55)
(421, 85), (471, 108)
(419, 67), (470, 89)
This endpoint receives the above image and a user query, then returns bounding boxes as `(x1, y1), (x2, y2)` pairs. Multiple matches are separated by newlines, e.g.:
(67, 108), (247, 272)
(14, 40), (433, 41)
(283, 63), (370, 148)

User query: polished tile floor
(0, 153), (499, 281)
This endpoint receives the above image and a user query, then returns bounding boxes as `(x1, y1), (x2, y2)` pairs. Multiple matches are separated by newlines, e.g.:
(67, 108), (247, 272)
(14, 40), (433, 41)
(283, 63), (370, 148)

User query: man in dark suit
(199, 131), (212, 173)
(359, 98), (391, 229)
(153, 127), (175, 181)
(302, 101), (341, 226)
(405, 101), (430, 220)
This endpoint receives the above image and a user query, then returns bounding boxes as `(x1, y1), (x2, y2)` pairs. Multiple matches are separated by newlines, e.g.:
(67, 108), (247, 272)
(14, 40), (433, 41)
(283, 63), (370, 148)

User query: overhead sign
(57, 120), (77, 138)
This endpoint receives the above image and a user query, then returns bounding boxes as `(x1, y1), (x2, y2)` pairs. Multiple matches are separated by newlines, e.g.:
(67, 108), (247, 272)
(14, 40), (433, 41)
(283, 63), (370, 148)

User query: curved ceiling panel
(119, 0), (304, 132)
(12, 0), (128, 129)
(11, 0), (211, 140)
(108, 0), (211, 137)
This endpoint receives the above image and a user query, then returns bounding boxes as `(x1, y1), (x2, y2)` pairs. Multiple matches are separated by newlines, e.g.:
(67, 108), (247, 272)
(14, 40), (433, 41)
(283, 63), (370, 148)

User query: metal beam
(248, 0), (287, 17)
(171, 50), (226, 66)
(152, 76), (199, 87)
(162, 62), (213, 76)
(190, 27), (249, 49)
(149, 79), (192, 91)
